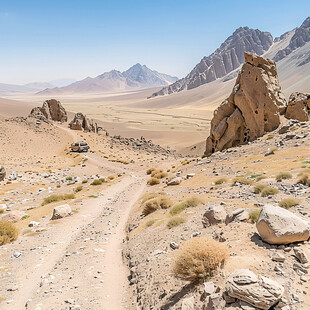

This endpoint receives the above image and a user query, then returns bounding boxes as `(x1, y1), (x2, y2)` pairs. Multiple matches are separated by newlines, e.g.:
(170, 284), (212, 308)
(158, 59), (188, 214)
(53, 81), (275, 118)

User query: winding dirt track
(1, 127), (146, 310)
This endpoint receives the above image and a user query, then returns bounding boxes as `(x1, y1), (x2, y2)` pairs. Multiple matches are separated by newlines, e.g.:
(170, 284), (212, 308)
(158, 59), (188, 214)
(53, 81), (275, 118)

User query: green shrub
(21, 215), (30, 220)
(249, 209), (261, 223)
(56, 185), (61, 188)
(82, 180), (88, 184)
(173, 237), (228, 283)
(147, 178), (160, 186)
(167, 217), (186, 229)
(66, 177), (72, 181)
(279, 198), (299, 209)
(0, 209), (4, 214)
(276, 172), (292, 181)
(108, 176), (115, 180)
(261, 186), (278, 197)
(0, 221), (18, 246)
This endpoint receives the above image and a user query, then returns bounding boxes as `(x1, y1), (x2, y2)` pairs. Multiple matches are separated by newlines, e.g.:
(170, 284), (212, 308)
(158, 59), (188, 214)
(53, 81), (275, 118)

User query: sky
(0, 0), (309, 84)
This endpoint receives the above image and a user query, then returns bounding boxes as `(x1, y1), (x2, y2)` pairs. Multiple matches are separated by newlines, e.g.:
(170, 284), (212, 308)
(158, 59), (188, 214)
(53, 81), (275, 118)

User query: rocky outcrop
(1, 211), (28, 223)
(274, 17), (310, 62)
(51, 204), (72, 220)
(205, 52), (286, 155)
(202, 205), (228, 227)
(285, 92), (310, 121)
(256, 205), (310, 244)
(225, 269), (284, 310)
(29, 99), (67, 122)
(0, 166), (6, 181)
(151, 27), (273, 97)
(69, 112), (101, 133)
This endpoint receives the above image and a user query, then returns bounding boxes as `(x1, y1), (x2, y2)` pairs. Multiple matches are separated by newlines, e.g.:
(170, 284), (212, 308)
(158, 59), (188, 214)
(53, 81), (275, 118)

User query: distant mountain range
(151, 16), (310, 98)
(38, 64), (178, 95)
(0, 79), (76, 96)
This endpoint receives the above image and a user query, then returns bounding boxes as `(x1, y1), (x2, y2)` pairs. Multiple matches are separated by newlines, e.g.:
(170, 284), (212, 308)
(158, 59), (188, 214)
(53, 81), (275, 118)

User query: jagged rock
(256, 205), (310, 244)
(202, 205), (229, 227)
(29, 99), (67, 122)
(0, 166), (6, 181)
(51, 204), (72, 220)
(69, 112), (104, 133)
(1, 211), (28, 223)
(205, 52), (286, 155)
(203, 293), (225, 310)
(271, 252), (286, 262)
(285, 92), (310, 121)
(294, 248), (309, 264)
(151, 27), (273, 97)
(225, 269), (284, 310)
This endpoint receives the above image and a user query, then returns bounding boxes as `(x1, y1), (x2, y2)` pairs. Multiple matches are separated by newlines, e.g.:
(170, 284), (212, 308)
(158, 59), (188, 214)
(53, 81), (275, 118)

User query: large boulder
(51, 204), (72, 220)
(69, 112), (98, 133)
(0, 166), (6, 181)
(285, 92), (310, 121)
(256, 205), (310, 244)
(225, 269), (284, 310)
(202, 205), (228, 227)
(205, 52), (286, 155)
(29, 99), (67, 122)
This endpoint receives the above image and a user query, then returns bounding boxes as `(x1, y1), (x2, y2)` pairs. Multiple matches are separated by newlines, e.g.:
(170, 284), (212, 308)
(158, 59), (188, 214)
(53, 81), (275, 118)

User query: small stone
(272, 252), (286, 262)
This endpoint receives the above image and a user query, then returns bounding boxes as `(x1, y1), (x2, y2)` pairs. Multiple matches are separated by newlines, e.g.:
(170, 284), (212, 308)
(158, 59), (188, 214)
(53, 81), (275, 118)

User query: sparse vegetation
(108, 176), (115, 180)
(170, 196), (203, 215)
(66, 177), (73, 181)
(141, 193), (159, 204)
(151, 169), (163, 177)
(0, 221), (18, 246)
(232, 177), (253, 186)
(146, 219), (158, 227)
(254, 183), (267, 194)
(56, 185), (61, 188)
(41, 193), (75, 206)
(173, 237), (228, 283)
(0, 210), (4, 214)
(74, 185), (83, 193)
(261, 186), (278, 197)
(82, 180), (88, 184)
(146, 168), (156, 175)
(91, 179), (103, 186)
(22, 215), (30, 220)
(88, 195), (98, 198)
(256, 175), (267, 181)
(167, 217), (186, 229)
(147, 178), (160, 186)
(276, 172), (292, 181)
(142, 196), (173, 216)
(249, 209), (261, 223)
(153, 172), (168, 179)
(297, 173), (310, 186)
(279, 198), (299, 209)
(214, 178), (227, 185)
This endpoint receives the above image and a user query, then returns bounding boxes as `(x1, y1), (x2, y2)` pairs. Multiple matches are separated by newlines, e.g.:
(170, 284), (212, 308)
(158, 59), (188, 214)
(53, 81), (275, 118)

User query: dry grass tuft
(297, 174), (310, 186)
(147, 178), (160, 186)
(173, 237), (228, 282)
(42, 193), (75, 206)
(261, 186), (278, 197)
(232, 177), (253, 186)
(146, 168), (156, 175)
(146, 219), (158, 227)
(254, 183), (267, 194)
(167, 217), (186, 229)
(279, 198), (300, 209)
(214, 178), (227, 185)
(142, 196), (173, 216)
(153, 172), (168, 179)
(74, 185), (83, 193)
(249, 209), (261, 223)
(141, 193), (159, 204)
(276, 172), (292, 181)
(91, 179), (103, 186)
(170, 196), (203, 215)
(0, 221), (18, 245)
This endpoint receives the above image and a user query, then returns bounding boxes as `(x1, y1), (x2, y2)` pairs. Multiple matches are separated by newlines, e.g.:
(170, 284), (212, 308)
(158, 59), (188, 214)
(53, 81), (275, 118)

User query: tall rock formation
(205, 52), (286, 155)
(151, 27), (273, 97)
(29, 99), (67, 122)
(69, 112), (107, 134)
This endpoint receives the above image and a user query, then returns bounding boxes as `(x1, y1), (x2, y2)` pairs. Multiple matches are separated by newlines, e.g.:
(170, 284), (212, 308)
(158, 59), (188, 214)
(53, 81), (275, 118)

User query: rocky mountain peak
(150, 27), (273, 98)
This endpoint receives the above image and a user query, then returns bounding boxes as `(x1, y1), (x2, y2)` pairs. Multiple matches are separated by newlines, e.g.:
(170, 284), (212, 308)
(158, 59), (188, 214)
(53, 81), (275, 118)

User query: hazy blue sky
(1, 0), (309, 84)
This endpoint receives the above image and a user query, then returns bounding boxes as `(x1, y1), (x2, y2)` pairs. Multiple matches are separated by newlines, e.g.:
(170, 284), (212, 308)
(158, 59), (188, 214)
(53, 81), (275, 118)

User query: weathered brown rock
(285, 92), (310, 121)
(51, 204), (72, 220)
(205, 52), (286, 155)
(0, 166), (6, 181)
(202, 205), (228, 227)
(225, 269), (284, 310)
(256, 205), (310, 244)
(29, 99), (67, 122)
(69, 112), (99, 133)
